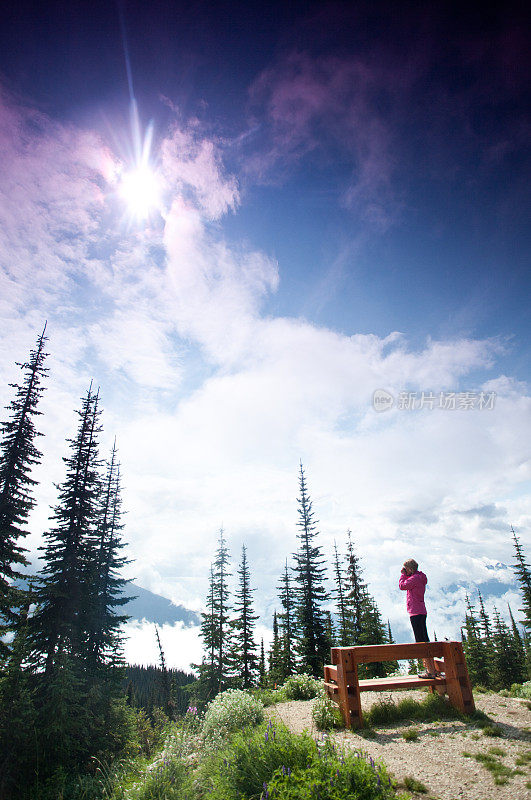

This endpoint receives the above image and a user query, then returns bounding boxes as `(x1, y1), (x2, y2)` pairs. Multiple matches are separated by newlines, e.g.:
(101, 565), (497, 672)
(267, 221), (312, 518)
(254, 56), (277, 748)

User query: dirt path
(267, 691), (531, 800)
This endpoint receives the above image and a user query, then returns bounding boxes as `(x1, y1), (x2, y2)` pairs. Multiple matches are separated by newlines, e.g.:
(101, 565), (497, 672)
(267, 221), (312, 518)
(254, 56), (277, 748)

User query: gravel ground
(267, 691), (531, 800)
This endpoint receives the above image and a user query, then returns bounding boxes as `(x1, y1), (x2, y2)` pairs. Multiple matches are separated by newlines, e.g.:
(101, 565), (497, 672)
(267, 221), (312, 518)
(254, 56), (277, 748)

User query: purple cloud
(245, 52), (399, 229)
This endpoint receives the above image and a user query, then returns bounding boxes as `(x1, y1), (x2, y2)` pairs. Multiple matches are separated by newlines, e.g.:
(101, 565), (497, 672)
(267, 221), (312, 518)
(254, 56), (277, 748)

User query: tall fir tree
(292, 463), (330, 675)
(155, 626), (174, 717)
(0, 325), (48, 656)
(87, 444), (129, 670)
(229, 544), (258, 688)
(277, 559), (295, 678)
(259, 639), (266, 687)
(332, 540), (351, 646)
(491, 606), (526, 689)
(508, 604), (527, 678)
(196, 564), (218, 698)
(477, 590), (493, 642)
(462, 595), (491, 688)
(511, 525), (531, 632)
(30, 385), (103, 673)
(357, 589), (388, 677)
(197, 529), (232, 696)
(345, 531), (365, 643)
(268, 611), (284, 686)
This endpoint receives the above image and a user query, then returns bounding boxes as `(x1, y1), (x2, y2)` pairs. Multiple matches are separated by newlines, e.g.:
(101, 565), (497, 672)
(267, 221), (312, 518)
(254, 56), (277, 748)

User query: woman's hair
(403, 558), (418, 572)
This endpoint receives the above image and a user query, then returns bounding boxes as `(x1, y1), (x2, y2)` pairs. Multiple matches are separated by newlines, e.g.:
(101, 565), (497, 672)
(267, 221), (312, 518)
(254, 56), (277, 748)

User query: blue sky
(0, 0), (529, 668)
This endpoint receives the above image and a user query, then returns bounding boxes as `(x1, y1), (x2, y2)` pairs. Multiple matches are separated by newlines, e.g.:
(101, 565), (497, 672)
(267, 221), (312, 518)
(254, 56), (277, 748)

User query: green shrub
(201, 689), (264, 748)
(401, 728), (419, 741)
(130, 757), (189, 800)
(197, 721), (316, 799)
(282, 674), (322, 700)
(312, 694), (343, 730)
(199, 722), (394, 800)
(265, 743), (395, 800)
(252, 687), (286, 707)
(510, 681), (531, 699)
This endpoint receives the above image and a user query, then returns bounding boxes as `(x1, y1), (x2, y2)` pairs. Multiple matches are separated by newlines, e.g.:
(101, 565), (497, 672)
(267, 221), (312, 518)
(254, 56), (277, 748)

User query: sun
(119, 164), (161, 220)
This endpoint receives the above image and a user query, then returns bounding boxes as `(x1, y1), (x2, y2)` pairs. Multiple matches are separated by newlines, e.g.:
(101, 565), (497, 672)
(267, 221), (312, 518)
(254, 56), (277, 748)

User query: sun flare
(119, 165), (161, 220)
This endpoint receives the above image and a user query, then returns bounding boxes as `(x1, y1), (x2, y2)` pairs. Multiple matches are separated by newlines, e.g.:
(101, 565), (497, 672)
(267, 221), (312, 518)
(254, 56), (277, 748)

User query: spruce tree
(86, 445), (129, 670)
(277, 559), (295, 678)
(30, 385), (103, 672)
(196, 564), (218, 698)
(291, 463), (330, 675)
(345, 531), (365, 643)
(491, 606), (525, 689)
(462, 595), (491, 688)
(155, 626), (174, 717)
(477, 590), (493, 642)
(259, 639), (266, 686)
(0, 585), (37, 798)
(332, 540), (351, 646)
(197, 529), (232, 696)
(0, 325), (48, 654)
(511, 526), (531, 632)
(357, 590), (388, 677)
(229, 544), (258, 688)
(268, 611), (284, 686)
(508, 604), (527, 679)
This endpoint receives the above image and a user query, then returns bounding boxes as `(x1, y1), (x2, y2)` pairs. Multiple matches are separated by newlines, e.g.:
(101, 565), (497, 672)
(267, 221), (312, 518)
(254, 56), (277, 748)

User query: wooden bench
(324, 641), (475, 728)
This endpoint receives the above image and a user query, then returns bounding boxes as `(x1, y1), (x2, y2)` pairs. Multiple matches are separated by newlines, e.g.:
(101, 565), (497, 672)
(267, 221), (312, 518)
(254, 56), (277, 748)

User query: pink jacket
(399, 570), (427, 616)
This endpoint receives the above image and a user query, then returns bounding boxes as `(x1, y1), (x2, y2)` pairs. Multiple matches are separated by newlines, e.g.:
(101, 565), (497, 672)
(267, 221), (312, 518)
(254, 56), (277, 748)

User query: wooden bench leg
(332, 649), (363, 729)
(442, 641), (475, 715)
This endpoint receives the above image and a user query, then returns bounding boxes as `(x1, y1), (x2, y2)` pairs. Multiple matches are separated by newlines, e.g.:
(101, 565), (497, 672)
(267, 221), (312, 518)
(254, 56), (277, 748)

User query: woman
(399, 558), (438, 678)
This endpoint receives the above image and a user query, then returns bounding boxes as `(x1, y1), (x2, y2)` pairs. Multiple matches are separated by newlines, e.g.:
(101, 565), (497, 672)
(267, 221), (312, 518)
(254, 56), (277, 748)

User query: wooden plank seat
(323, 641), (475, 728)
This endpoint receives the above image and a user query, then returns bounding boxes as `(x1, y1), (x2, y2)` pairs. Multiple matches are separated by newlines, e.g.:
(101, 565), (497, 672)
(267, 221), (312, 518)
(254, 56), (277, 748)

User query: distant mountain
(122, 583), (200, 627)
(18, 576), (200, 628)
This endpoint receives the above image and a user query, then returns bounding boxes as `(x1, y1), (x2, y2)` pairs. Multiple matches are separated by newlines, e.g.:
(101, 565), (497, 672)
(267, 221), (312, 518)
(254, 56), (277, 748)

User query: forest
(1, 329), (530, 800)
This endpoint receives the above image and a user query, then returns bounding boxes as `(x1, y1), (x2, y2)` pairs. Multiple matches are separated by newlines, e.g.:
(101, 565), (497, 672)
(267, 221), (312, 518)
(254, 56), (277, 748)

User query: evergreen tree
(358, 590), (388, 677)
(0, 586), (37, 798)
(197, 529), (232, 696)
(259, 638), (266, 687)
(511, 526), (531, 632)
(491, 606), (525, 689)
(30, 385), (103, 672)
(87, 444), (129, 670)
(291, 463), (330, 675)
(268, 611), (284, 686)
(0, 325), (48, 655)
(229, 545), (258, 688)
(508, 604), (527, 679)
(155, 626), (174, 717)
(462, 595), (491, 688)
(332, 540), (351, 646)
(477, 590), (493, 641)
(277, 559), (295, 678)
(345, 531), (365, 643)
(196, 564), (218, 698)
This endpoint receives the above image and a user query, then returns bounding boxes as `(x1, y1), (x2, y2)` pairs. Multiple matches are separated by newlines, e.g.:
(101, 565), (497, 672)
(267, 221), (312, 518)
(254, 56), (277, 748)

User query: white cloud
(122, 620), (202, 672)
(1, 87), (529, 669)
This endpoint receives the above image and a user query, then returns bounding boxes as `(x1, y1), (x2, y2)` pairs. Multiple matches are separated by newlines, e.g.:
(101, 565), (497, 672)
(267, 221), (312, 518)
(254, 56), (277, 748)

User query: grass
(462, 748), (519, 786)
(402, 776), (428, 793)
(365, 692), (471, 728)
(401, 728), (419, 742)
(515, 749), (531, 766)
